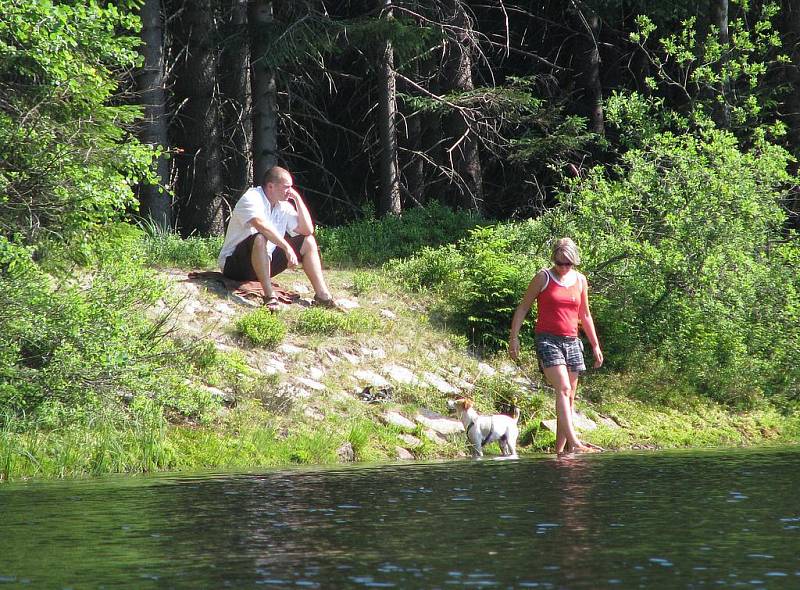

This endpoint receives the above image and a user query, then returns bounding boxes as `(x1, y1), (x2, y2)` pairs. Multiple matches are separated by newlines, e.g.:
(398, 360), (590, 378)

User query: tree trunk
(571, 1), (605, 135)
(440, 0), (484, 213)
(249, 0), (278, 186)
(711, 0), (731, 128)
(377, 1), (401, 216)
(220, 0), (253, 205)
(171, 0), (225, 236)
(781, 0), (800, 225)
(136, 0), (172, 230)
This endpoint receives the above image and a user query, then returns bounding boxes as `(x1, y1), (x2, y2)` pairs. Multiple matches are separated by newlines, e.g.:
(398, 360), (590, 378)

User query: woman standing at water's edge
(508, 238), (603, 453)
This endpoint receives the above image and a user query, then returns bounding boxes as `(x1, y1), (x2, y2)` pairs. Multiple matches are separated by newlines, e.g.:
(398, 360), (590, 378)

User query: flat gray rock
(573, 410), (598, 431)
(360, 347), (386, 359)
(541, 412), (598, 433)
(353, 369), (390, 388)
(341, 351), (361, 365)
(382, 411), (416, 431)
(295, 377), (326, 391)
(261, 357), (287, 374)
(598, 415), (622, 429)
(322, 350), (341, 365)
(203, 385), (235, 404)
(541, 418), (558, 433)
(421, 372), (459, 395)
(398, 434), (422, 448)
(383, 364), (420, 385)
(395, 446), (415, 460)
(415, 408), (464, 435)
(337, 298), (360, 310)
(422, 428), (449, 444)
(278, 343), (305, 355)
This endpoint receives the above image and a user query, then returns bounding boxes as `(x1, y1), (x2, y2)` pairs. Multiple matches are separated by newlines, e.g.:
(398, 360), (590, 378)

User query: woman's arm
(509, 271), (546, 360)
(578, 273), (603, 368)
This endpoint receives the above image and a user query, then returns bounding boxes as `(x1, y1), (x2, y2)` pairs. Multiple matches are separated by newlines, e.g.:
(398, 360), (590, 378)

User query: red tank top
(535, 269), (582, 337)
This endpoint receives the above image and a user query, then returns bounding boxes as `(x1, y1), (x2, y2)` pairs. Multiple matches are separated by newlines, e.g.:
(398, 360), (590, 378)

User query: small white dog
(447, 398), (519, 458)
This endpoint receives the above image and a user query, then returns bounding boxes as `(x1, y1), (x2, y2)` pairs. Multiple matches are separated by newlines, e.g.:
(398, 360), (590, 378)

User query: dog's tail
(512, 405), (520, 422)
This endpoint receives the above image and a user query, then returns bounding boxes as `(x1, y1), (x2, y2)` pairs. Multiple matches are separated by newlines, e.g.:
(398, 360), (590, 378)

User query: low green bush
(316, 202), (483, 267)
(291, 308), (381, 336)
(0, 235), (183, 418)
(236, 309), (287, 347)
(384, 244), (465, 293)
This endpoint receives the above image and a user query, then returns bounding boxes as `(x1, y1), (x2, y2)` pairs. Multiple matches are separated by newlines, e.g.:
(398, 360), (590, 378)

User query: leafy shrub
(236, 309), (287, 347)
(0, 236), (187, 418)
(384, 245), (465, 293)
(563, 124), (799, 405)
(447, 223), (548, 350)
(153, 381), (221, 425)
(0, 2), (153, 242)
(291, 308), (381, 336)
(316, 202), (482, 267)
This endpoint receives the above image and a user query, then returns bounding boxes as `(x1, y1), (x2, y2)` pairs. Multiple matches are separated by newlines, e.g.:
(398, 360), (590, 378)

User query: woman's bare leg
(569, 371), (579, 415)
(543, 365), (587, 453)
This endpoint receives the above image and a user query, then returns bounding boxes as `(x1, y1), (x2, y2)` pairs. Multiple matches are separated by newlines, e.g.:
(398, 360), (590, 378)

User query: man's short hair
(262, 166), (290, 188)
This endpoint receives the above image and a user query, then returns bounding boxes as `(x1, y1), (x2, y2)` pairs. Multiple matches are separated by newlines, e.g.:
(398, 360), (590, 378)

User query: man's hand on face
(287, 187), (303, 203)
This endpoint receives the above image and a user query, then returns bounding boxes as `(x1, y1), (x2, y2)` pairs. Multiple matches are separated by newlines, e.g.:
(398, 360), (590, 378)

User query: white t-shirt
(218, 186), (299, 270)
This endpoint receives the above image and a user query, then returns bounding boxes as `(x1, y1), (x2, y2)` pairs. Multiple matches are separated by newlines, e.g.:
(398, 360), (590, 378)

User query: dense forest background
(5, 0), (800, 238)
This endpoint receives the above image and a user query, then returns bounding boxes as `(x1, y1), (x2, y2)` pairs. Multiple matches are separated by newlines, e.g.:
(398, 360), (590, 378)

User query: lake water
(1, 446), (798, 589)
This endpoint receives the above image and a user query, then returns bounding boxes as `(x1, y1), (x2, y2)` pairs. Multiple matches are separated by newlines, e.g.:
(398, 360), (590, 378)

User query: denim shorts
(535, 333), (586, 373)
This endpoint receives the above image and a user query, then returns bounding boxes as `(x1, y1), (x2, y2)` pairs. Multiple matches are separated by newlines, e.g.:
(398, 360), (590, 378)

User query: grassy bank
(1, 211), (798, 481)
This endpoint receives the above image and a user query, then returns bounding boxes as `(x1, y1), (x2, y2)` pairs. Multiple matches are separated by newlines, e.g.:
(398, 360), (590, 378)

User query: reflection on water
(1, 447), (799, 588)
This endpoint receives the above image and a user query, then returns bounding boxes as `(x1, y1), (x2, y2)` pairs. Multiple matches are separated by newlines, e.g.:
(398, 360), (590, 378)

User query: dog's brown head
(446, 397), (473, 415)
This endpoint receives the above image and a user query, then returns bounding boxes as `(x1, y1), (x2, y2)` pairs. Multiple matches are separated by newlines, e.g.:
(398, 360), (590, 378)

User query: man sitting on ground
(218, 166), (338, 311)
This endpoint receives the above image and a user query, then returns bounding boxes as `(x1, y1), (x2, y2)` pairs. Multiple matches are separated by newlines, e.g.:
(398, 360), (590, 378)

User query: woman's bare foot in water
(560, 441), (604, 454)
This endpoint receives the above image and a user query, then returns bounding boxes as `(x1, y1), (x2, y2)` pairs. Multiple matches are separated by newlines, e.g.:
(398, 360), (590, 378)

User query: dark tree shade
(170, 0), (226, 236)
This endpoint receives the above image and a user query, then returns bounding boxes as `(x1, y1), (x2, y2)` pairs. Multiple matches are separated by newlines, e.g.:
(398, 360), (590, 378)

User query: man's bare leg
(299, 235), (333, 301)
(251, 234), (274, 300)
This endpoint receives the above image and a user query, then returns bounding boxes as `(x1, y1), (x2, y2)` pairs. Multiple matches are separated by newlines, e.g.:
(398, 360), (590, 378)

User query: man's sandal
(263, 295), (280, 312)
(312, 294), (341, 310)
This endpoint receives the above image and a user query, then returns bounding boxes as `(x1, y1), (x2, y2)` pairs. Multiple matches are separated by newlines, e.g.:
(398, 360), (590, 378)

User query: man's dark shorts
(223, 233), (306, 281)
(535, 332), (586, 374)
